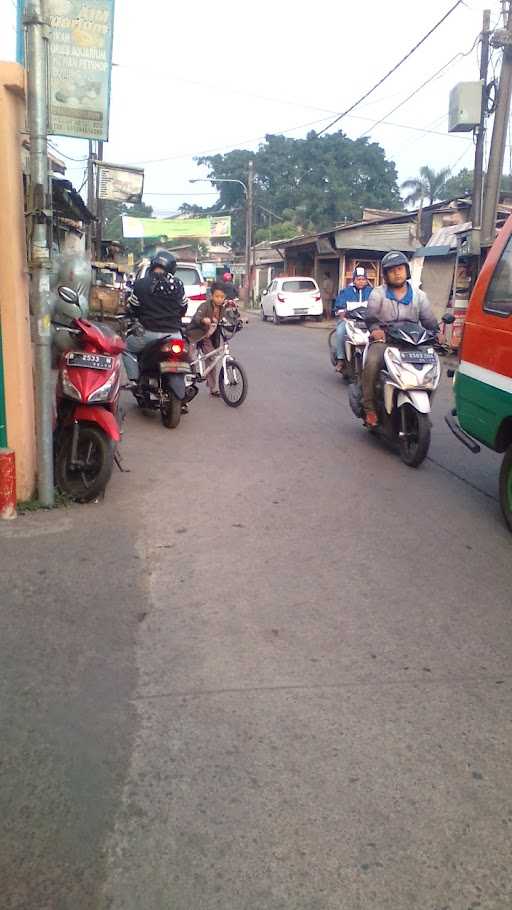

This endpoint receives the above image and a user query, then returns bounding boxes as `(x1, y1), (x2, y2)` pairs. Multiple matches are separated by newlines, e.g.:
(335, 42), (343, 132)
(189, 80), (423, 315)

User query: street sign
(47, 0), (115, 141)
(122, 215), (232, 240)
(97, 162), (144, 203)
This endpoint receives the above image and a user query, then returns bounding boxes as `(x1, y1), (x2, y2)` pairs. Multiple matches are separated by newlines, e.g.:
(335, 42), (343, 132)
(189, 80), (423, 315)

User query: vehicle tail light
(277, 293), (285, 302)
(188, 292), (207, 302)
(161, 339), (186, 356)
(314, 293), (321, 301)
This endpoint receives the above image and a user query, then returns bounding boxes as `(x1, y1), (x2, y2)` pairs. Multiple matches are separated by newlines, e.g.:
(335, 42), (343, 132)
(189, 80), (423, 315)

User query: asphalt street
(1, 318), (511, 910)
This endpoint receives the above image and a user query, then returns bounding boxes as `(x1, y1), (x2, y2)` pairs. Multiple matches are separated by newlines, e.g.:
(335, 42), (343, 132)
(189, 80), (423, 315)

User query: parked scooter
(123, 318), (198, 429)
(53, 286), (126, 501)
(328, 304), (370, 382)
(349, 316), (453, 467)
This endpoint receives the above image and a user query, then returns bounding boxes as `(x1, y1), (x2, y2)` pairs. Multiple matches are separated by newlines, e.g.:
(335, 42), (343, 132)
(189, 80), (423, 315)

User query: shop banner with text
(47, 0), (115, 140)
(122, 215), (232, 240)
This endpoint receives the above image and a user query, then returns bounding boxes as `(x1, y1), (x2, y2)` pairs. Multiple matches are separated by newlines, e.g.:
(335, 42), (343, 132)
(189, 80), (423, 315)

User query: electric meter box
(449, 81), (483, 132)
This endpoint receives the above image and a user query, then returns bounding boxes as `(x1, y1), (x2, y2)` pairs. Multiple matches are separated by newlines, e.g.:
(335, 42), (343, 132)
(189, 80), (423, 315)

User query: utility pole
(25, 0), (54, 507)
(245, 160), (254, 308)
(87, 140), (96, 255)
(481, 1), (512, 246)
(471, 9), (491, 255)
(96, 140), (104, 260)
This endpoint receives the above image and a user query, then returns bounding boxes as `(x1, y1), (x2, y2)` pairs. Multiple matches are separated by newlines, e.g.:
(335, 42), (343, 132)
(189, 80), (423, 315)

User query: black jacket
(223, 281), (239, 300)
(133, 273), (186, 333)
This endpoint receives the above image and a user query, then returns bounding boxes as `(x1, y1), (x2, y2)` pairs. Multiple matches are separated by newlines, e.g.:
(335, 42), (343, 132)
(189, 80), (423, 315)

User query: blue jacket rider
(334, 267), (372, 371)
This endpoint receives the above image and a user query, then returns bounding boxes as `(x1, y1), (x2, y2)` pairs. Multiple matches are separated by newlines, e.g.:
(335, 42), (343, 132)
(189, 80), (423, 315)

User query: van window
(484, 235), (512, 316)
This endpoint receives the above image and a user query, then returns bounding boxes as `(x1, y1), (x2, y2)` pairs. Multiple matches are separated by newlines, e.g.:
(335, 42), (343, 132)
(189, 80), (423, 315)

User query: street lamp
(189, 162), (254, 307)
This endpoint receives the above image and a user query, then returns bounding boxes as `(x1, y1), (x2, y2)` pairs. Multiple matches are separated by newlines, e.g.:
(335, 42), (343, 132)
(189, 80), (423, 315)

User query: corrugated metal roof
(334, 221), (417, 253)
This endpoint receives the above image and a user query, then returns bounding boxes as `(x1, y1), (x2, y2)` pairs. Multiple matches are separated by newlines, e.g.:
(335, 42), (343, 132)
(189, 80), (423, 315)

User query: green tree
(443, 168), (474, 199)
(401, 166), (451, 208)
(427, 169), (512, 203)
(192, 131), (401, 250)
(254, 221), (299, 244)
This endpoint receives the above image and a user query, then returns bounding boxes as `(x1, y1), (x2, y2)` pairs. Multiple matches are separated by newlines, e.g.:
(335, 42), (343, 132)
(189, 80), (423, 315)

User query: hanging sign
(97, 163), (144, 203)
(47, 0), (116, 140)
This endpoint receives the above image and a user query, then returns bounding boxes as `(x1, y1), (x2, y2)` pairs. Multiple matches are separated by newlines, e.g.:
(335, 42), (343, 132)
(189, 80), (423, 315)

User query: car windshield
(282, 280), (317, 293)
(176, 267), (200, 286)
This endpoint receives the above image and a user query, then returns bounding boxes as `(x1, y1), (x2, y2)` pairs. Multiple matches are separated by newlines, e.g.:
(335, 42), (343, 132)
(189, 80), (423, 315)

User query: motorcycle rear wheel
(56, 424), (114, 502)
(161, 391), (182, 428)
(398, 405), (431, 468)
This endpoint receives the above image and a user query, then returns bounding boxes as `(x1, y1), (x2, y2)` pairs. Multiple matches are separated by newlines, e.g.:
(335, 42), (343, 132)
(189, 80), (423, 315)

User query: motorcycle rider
(333, 267), (372, 372)
(222, 271), (239, 302)
(362, 251), (438, 427)
(124, 250), (187, 382)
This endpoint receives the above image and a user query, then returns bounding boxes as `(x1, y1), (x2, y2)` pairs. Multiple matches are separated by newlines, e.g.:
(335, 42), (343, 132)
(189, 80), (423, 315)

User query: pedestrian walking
(321, 272), (335, 320)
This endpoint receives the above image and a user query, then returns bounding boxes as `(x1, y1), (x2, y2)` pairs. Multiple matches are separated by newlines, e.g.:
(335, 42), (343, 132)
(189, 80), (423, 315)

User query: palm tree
(401, 166), (451, 208)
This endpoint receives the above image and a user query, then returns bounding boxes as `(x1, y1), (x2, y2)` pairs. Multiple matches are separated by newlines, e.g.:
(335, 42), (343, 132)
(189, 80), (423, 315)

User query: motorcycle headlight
(88, 373), (117, 403)
(384, 348), (402, 382)
(61, 367), (81, 400)
(423, 360), (441, 386)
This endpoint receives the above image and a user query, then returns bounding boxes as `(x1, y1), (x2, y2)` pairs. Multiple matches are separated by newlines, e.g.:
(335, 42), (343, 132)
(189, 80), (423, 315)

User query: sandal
(210, 390), (221, 397)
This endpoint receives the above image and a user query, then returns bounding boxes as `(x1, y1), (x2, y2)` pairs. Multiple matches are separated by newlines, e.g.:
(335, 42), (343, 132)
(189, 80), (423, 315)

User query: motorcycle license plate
(160, 361), (189, 373)
(401, 351), (436, 364)
(67, 352), (113, 370)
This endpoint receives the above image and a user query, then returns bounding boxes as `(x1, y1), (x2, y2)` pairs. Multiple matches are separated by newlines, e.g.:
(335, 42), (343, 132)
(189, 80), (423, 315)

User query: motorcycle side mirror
(442, 312), (455, 325)
(58, 285), (79, 305)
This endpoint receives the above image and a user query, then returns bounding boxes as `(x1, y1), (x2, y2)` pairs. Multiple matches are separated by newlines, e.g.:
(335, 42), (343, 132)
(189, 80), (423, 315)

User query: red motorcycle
(53, 286), (126, 502)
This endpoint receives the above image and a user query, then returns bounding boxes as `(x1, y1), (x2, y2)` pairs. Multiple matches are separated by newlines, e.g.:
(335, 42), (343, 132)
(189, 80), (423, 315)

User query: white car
(260, 276), (323, 324)
(135, 259), (207, 323)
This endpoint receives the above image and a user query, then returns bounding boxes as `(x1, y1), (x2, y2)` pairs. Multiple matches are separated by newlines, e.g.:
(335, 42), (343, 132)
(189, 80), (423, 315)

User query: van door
(457, 218), (512, 449)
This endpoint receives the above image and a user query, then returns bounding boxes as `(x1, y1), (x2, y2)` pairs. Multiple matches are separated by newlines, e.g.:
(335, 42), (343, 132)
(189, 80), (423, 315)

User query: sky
(1, 0), (508, 217)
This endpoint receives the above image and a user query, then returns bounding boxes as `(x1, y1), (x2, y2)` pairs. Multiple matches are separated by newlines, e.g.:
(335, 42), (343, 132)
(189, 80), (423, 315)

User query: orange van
(447, 214), (512, 530)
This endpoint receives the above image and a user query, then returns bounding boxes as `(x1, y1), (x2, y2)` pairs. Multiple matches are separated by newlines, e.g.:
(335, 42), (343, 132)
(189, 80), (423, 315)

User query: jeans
(335, 319), (348, 360)
(123, 330), (181, 381)
(362, 342), (388, 413)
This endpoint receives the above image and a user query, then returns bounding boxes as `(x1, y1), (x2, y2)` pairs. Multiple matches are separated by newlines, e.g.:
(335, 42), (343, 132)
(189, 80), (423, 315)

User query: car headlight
(88, 373), (117, 403)
(61, 367), (81, 400)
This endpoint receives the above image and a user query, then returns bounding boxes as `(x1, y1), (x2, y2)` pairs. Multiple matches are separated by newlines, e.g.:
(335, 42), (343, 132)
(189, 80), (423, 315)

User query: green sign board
(47, 0), (115, 140)
(122, 215), (231, 240)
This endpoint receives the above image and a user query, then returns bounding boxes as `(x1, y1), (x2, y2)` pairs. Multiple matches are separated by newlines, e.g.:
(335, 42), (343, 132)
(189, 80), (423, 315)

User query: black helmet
(149, 250), (177, 275)
(381, 251), (411, 280)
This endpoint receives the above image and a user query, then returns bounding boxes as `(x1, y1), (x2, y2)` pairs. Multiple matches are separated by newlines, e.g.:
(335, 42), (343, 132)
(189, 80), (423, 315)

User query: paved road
(1, 320), (511, 910)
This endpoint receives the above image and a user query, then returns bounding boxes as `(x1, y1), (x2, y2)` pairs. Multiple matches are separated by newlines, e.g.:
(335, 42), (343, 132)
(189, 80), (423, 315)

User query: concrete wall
(0, 63), (36, 500)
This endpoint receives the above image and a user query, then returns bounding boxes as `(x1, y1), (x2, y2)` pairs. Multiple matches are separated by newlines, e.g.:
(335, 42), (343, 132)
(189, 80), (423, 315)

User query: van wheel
(398, 406), (431, 468)
(499, 447), (512, 531)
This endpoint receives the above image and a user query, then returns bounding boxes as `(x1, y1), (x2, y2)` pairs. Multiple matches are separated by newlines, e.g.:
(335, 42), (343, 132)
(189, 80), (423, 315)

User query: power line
(47, 142), (88, 163)
(316, 0), (465, 137)
(127, 108), (470, 169)
(360, 42), (478, 140)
